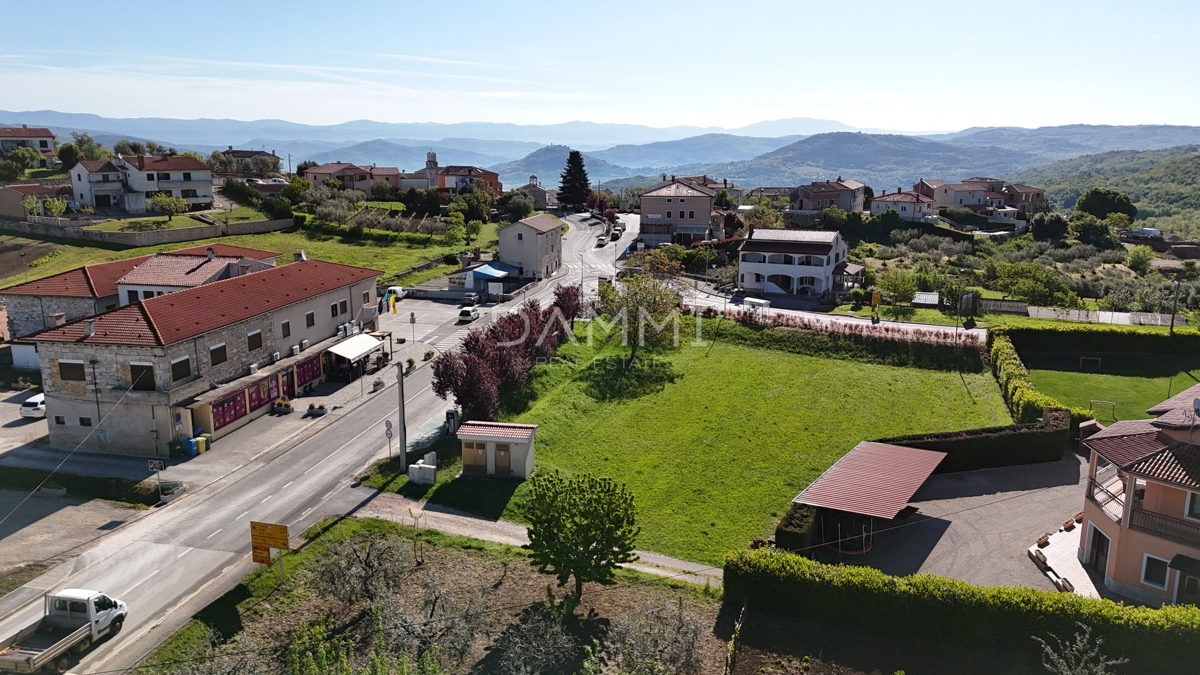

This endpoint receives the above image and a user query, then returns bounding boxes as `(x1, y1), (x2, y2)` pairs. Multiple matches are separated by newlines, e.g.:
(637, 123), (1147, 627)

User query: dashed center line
(177, 548), (193, 559)
(236, 510), (249, 520)
(260, 494), (274, 503)
(206, 528), (222, 539)
(283, 481), (293, 489)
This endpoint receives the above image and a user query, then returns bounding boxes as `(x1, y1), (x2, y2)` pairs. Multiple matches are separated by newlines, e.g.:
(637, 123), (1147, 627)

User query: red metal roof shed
(794, 442), (946, 519)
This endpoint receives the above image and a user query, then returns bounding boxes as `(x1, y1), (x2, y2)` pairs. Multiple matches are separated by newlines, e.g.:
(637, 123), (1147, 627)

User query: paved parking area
(0, 388), (48, 455)
(816, 452), (1087, 590)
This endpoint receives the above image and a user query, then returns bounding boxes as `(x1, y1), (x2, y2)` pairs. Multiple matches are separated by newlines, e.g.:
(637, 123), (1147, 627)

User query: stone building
(24, 258), (380, 456)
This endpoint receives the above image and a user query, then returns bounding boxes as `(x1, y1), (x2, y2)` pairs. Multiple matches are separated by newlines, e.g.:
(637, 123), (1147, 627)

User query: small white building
(738, 229), (849, 297)
(457, 421), (538, 479)
(71, 155), (214, 213)
(869, 190), (937, 221)
(497, 214), (563, 279)
(931, 183), (988, 209)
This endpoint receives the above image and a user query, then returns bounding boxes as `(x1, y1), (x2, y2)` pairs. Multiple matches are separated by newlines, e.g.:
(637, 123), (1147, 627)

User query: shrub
(989, 330), (1091, 424)
(724, 549), (1200, 674)
(875, 408), (1069, 472)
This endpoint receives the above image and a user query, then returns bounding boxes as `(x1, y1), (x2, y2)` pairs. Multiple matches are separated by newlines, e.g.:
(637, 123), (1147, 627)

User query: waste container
(168, 439), (183, 459)
(201, 432), (214, 448)
(185, 438), (199, 457)
(196, 436), (207, 454)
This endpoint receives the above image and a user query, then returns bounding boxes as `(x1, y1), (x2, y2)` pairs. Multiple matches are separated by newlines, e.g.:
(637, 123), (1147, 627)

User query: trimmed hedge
(773, 503), (816, 553)
(711, 319), (985, 373)
(990, 330), (1092, 424)
(725, 549), (1200, 674)
(875, 408), (1069, 473)
(1002, 323), (1200, 355)
(0, 466), (158, 506)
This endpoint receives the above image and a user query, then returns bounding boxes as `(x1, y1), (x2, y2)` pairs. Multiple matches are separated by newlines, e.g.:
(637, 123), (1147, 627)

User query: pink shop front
(187, 350), (327, 441)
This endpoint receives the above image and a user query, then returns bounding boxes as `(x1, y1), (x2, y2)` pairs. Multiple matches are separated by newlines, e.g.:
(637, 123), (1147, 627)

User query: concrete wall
(226, 218), (293, 236)
(0, 216), (291, 248)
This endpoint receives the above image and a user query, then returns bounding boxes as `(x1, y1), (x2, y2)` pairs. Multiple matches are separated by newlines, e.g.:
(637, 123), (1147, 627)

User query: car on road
(458, 307), (480, 322)
(596, 236), (608, 247)
(19, 392), (45, 419)
(385, 286), (407, 300)
(245, 178), (265, 185)
(268, 178), (288, 184)
(610, 230), (621, 241)
(461, 292), (479, 306)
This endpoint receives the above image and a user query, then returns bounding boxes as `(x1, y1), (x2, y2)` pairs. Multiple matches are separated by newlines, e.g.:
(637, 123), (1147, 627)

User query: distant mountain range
(587, 133), (806, 168)
(487, 145), (641, 187)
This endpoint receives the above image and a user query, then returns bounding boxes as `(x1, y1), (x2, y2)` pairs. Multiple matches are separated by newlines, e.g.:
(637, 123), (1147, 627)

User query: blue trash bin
(185, 438), (199, 457)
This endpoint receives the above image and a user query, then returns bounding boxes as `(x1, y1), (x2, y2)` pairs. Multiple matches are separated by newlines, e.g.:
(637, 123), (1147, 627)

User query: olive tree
(525, 471), (639, 599)
(44, 198), (67, 217)
(149, 193), (190, 220)
(20, 195), (40, 216)
(311, 533), (414, 605)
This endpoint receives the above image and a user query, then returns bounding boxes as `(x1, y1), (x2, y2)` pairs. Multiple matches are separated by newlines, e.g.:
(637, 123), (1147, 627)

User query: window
(144, 191), (156, 198)
(39, 140), (48, 148)
(688, 210), (694, 219)
(1142, 554), (1170, 589)
(666, 211), (672, 219)
(362, 291), (370, 305)
(517, 232), (523, 240)
(666, 198), (672, 203)
(281, 320), (291, 338)
(182, 172), (191, 181)
(180, 189), (198, 198)
(130, 364), (155, 391)
(54, 416), (65, 425)
(1188, 492), (1200, 521)
(305, 311), (315, 327)
(79, 417), (92, 427)
(210, 343), (227, 366)
(339, 299), (348, 315)
(143, 290), (154, 300)
(1188, 576), (1200, 596)
(147, 174), (154, 181)
(59, 361), (85, 381)
(679, 199), (686, 203)
(247, 330), (263, 351)
(171, 356), (191, 382)
(331, 303), (339, 318)
(157, 173), (170, 180)
(76, 174), (81, 181)
(127, 290), (139, 304)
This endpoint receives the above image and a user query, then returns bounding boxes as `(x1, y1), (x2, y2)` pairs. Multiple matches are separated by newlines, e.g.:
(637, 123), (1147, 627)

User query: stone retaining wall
(0, 216), (291, 248)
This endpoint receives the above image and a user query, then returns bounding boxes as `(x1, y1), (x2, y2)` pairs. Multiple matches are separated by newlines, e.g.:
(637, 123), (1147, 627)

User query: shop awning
(472, 264), (510, 279)
(327, 333), (383, 361)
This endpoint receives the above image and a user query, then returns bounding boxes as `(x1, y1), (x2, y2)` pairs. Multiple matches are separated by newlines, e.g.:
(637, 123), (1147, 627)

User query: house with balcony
(0, 126), (56, 168)
(869, 190), (936, 221)
(638, 178), (716, 247)
(439, 165), (502, 193)
(24, 258), (381, 456)
(1003, 183), (1048, 212)
(1078, 385), (1200, 606)
(738, 229), (849, 297)
(71, 155), (214, 213)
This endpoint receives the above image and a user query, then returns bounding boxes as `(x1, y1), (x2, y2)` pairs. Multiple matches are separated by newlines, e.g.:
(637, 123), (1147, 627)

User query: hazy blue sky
(2, 0), (1196, 131)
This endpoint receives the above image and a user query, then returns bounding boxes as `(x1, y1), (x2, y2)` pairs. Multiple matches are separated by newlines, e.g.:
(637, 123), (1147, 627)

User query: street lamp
(578, 252), (584, 289)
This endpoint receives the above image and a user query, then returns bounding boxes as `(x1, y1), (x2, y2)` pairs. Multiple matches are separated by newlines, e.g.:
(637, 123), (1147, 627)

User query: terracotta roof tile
(164, 244), (280, 260)
(1147, 382), (1200, 415)
(1088, 418), (1160, 439)
(1151, 407), (1199, 429)
(456, 421), (538, 440)
(514, 214), (562, 234)
(794, 442), (946, 519)
(1, 256), (153, 298)
(750, 229), (839, 243)
(1127, 443), (1200, 491)
(0, 127), (53, 138)
(77, 160), (121, 173)
(874, 191), (933, 203)
(116, 255), (243, 287)
(119, 155), (210, 171)
(1083, 430), (1170, 468)
(4, 184), (57, 196)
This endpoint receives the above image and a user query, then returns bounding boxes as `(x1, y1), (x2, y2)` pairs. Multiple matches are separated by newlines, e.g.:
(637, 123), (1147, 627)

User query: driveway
(815, 452), (1086, 590)
(0, 388), (48, 455)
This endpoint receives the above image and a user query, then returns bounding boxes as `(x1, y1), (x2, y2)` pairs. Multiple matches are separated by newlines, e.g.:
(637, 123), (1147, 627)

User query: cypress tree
(558, 150), (590, 209)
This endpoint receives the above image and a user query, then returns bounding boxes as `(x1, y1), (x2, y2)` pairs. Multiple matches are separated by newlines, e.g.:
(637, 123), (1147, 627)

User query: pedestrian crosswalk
(432, 327), (472, 352)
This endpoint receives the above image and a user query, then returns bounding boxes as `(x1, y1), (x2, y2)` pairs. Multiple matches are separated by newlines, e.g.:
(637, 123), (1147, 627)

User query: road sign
(147, 459), (166, 472)
(409, 312), (416, 324)
(385, 428), (393, 439)
(250, 521), (290, 550)
(870, 290), (882, 310)
(252, 545), (270, 565)
(385, 420), (392, 429)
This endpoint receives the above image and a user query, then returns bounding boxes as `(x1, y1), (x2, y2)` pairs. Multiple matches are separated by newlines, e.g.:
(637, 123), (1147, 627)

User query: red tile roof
(456, 421), (538, 440)
(1088, 418), (1159, 439)
(3, 184), (57, 196)
(793, 442), (946, 519)
(874, 191), (933, 203)
(1147, 382), (1200, 415)
(1127, 443), (1200, 491)
(77, 160), (121, 173)
(1083, 430), (1169, 468)
(440, 166), (499, 177)
(163, 244), (281, 261)
(26, 259), (381, 346)
(116, 255), (244, 287)
(118, 155), (210, 171)
(515, 214), (562, 234)
(1, 256), (153, 298)
(0, 126), (52, 138)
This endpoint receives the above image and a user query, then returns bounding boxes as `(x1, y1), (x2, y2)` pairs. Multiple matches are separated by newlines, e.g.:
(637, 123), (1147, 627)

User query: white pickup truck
(0, 589), (126, 674)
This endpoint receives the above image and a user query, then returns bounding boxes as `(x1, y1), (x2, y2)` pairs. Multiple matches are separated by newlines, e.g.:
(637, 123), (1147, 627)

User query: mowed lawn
(488, 336), (1012, 565)
(1025, 352), (1200, 422)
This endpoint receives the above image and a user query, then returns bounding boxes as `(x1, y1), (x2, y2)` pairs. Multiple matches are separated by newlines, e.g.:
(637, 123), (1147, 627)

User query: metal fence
(1025, 306), (1188, 326)
(980, 298), (1028, 314)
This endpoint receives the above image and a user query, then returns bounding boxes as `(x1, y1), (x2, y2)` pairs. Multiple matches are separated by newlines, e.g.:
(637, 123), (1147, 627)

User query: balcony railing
(1129, 506), (1200, 548)
(1087, 476), (1125, 523)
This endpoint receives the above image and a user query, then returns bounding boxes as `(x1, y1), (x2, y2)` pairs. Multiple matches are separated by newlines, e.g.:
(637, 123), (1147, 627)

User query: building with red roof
(0, 125), (56, 167)
(0, 184), (60, 219)
(496, 214), (563, 279)
(70, 155), (214, 213)
(26, 258), (382, 456)
(456, 421), (538, 479)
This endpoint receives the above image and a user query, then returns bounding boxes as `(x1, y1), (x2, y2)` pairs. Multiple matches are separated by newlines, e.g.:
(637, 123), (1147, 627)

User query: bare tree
(488, 605), (577, 675)
(609, 597), (704, 674)
(1032, 623), (1128, 675)
(378, 569), (488, 664)
(312, 533), (415, 605)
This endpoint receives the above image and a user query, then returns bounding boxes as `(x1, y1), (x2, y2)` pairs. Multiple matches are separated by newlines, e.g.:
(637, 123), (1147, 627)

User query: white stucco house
(71, 155), (214, 213)
(869, 190), (937, 221)
(738, 229), (850, 297)
(497, 214), (563, 279)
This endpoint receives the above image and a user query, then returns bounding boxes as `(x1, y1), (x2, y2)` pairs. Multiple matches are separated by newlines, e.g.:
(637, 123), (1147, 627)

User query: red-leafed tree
(551, 284), (583, 340)
(458, 354), (500, 419)
(603, 208), (617, 224)
(586, 191), (600, 210)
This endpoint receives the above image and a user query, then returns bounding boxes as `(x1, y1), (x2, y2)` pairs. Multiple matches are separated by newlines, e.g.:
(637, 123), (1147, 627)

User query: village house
(675, 175), (743, 205)
(1004, 183), (1048, 212)
(738, 229), (851, 297)
(218, 147), (279, 171)
(0, 184), (59, 219)
(24, 258), (381, 456)
(439, 165), (502, 193)
(1, 245), (281, 369)
(71, 155), (215, 213)
(1077, 384), (1200, 606)
(792, 177), (866, 213)
(869, 189), (936, 221)
(929, 182), (989, 209)
(511, 175), (560, 211)
(115, 249), (275, 305)
(638, 177), (715, 247)
(497, 214), (563, 279)
(457, 421), (538, 479)
(395, 152), (440, 191)
(0, 125), (56, 167)
(303, 162), (399, 192)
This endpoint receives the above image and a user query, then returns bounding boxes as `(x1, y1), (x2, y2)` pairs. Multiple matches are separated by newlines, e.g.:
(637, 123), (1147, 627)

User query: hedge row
(725, 549), (1200, 674)
(711, 319), (985, 372)
(874, 408), (1069, 473)
(990, 330), (1092, 424)
(1002, 323), (1200, 355)
(0, 466), (158, 506)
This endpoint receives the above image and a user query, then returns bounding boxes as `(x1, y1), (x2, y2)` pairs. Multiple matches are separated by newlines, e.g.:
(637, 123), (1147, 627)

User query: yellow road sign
(870, 290), (881, 310)
(250, 521), (290, 550)
(252, 545), (270, 564)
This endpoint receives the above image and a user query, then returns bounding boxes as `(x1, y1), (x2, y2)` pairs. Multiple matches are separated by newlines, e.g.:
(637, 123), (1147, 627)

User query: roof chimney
(228, 145), (233, 152)
(50, 312), (65, 326)
(22, 124), (27, 129)
(238, 261), (251, 276)
(83, 318), (96, 338)
(206, 247), (215, 261)
(671, 175), (676, 181)
(662, 174), (667, 181)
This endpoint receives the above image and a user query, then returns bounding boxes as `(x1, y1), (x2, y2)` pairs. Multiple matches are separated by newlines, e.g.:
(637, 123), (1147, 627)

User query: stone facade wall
(3, 294), (111, 340)
(226, 218), (294, 236)
(0, 217), (223, 247)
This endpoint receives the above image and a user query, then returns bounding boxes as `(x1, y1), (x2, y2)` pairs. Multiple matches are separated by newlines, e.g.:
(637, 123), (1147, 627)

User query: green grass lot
(376, 323), (1011, 565)
(84, 216), (207, 232)
(0, 221), (499, 289)
(204, 206), (268, 223)
(363, 200), (408, 212)
(1025, 352), (1200, 422)
(23, 169), (69, 179)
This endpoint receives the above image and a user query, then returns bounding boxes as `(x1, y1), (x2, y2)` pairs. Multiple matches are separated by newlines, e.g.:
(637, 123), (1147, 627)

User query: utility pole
(395, 363), (408, 471)
(1170, 279), (1181, 335)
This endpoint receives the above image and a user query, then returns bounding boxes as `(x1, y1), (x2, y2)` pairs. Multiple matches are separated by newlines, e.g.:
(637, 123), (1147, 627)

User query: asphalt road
(0, 213), (634, 675)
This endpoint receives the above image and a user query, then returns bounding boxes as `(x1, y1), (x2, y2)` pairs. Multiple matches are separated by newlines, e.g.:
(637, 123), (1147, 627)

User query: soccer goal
(1080, 356), (1102, 371)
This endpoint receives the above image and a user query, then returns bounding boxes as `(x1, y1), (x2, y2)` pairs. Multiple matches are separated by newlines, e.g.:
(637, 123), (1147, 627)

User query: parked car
(461, 292), (480, 306)
(458, 307), (480, 322)
(610, 230), (621, 241)
(385, 286), (407, 300)
(268, 178), (288, 184)
(596, 236), (608, 247)
(245, 178), (265, 185)
(19, 393), (45, 419)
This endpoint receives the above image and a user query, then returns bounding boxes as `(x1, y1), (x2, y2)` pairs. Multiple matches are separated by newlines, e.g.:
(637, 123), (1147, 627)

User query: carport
(795, 442), (946, 554)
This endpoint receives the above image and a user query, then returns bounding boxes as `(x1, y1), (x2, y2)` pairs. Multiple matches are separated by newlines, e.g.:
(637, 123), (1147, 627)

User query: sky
(2, 0), (1198, 132)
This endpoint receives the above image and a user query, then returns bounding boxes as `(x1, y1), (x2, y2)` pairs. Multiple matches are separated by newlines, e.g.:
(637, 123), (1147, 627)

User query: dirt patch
(0, 237), (62, 285)
(0, 489), (139, 576)
(0, 560), (53, 598)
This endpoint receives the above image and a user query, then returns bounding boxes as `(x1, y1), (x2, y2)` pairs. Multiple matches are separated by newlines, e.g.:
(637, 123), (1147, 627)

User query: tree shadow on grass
(192, 583), (252, 644)
(425, 475), (521, 521)
(578, 356), (680, 402)
(471, 601), (609, 675)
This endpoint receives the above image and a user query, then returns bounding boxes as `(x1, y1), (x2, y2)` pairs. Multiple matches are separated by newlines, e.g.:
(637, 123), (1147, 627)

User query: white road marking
(434, 327), (471, 351)
(236, 510), (249, 520)
(206, 528), (222, 539)
(126, 568), (162, 593)
(176, 548), (193, 559)
(283, 481), (293, 489)
(406, 384), (431, 403)
(300, 507), (315, 518)
(260, 494), (273, 503)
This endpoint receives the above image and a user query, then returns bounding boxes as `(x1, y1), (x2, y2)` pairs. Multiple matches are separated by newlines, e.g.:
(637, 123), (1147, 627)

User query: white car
(596, 236), (608, 247)
(385, 286), (407, 300)
(458, 308), (480, 322)
(245, 178), (265, 185)
(19, 392), (46, 418)
(269, 178), (289, 184)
